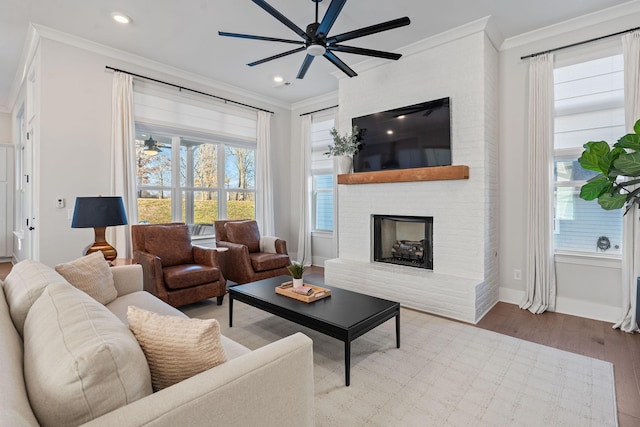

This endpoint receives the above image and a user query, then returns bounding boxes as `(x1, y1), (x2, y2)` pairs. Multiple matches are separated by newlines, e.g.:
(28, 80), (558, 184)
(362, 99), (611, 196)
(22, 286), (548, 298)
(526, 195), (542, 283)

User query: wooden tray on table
(275, 281), (331, 303)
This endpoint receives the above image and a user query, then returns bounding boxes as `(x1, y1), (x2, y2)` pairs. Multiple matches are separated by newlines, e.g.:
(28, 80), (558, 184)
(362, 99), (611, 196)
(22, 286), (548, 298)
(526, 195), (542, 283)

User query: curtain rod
(520, 26), (640, 60)
(300, 105), (338, 117)
(105, 66), (275, 114)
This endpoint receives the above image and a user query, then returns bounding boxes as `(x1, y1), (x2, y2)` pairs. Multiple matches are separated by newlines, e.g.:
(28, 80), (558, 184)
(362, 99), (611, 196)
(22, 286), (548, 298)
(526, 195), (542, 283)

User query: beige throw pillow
(2, 259), (67, 336)
(55, 251), (118, 305)
(23, 282), (152, 427)
(127, 306), (227, 391)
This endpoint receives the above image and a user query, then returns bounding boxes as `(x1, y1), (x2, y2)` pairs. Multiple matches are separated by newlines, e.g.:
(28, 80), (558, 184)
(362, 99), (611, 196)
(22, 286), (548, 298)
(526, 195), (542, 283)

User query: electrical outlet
(514, 269), (522, 280)
(56, 197), (65, 209)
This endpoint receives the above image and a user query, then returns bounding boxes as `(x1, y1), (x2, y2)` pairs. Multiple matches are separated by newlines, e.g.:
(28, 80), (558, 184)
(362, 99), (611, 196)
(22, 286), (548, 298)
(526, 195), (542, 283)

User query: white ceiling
(0, 0), (633, 110)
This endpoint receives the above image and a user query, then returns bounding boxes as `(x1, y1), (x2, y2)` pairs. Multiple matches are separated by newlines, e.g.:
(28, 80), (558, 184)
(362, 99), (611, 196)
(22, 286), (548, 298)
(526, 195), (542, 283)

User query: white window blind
(311, 112), (335, 173)
(133, 83), (257, 145)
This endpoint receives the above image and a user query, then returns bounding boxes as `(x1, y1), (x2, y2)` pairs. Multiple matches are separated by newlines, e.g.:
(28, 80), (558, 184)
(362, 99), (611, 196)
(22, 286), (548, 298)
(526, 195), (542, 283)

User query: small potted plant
(325, 125), (361, 174)
(287, 261), (307, 288)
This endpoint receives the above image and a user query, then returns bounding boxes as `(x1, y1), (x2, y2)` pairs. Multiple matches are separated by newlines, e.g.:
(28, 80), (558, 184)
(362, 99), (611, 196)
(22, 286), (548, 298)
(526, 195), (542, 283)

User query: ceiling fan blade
(296, 54), (316, 79)
(316, 0), (347, 38)
(248, 46), (307, 67)
(218, 31), (305, 45)
(323, 51), (357, 78)
(328, 45), (402, 60)
(252, 0), (310, 42)
(326, 17), (410, 44)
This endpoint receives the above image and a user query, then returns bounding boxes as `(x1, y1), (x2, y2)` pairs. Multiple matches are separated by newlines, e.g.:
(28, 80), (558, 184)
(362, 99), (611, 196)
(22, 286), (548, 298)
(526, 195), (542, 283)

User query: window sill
(311, 230), (333, 237)
(191, 234), (215, 241)
(554, 252), (621, 269)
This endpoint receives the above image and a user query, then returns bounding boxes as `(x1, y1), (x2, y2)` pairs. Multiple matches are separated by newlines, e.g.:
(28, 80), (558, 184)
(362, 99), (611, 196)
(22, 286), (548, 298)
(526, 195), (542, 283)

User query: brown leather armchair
(214, 220), (290, 285)
(131, 222), (227, 307)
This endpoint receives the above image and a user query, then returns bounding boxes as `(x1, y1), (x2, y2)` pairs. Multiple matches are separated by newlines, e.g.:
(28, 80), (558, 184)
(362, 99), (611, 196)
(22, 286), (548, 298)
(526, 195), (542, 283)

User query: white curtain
(296, 115), (312, 264)
(521, 53), (557, 314)
(256, 111), (275, 236)
(110, 72), (138, 258)
(615, 30), (640, 332)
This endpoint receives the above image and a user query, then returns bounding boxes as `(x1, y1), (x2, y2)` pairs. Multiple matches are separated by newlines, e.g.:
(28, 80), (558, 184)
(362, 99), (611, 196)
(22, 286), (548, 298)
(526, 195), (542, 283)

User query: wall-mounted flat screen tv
(351, 97), (451, 172)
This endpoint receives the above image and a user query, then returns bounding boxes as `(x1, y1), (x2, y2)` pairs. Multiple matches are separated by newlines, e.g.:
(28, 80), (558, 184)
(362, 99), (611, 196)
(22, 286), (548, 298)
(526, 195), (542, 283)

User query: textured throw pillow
(259, 236), (278, 254)
(144, 224), (193, 267)
(23, 282), (152, 427)
(128, 305), (227, 391)
(2, 259), (67, 336)
(55, 251), (118, 305)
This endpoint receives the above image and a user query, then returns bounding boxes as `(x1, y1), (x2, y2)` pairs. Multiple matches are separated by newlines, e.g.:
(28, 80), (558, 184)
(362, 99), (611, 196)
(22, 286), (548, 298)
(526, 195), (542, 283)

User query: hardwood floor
(2, 263), (638, 425)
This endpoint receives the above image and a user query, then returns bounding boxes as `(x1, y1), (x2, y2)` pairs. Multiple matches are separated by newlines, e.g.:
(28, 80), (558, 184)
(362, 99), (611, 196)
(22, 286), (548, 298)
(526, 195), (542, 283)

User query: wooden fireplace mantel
(337, 165), (469, 185)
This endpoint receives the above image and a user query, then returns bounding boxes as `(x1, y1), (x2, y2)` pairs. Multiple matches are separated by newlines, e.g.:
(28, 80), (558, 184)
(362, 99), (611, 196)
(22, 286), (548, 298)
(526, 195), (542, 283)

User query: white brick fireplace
(324, 22), (499, 324)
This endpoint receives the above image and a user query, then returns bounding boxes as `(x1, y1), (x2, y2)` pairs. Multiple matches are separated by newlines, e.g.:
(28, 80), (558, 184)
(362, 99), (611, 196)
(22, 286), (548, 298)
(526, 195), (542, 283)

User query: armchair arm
(192, 245), (222, 267)
(214, 241), (255, 283)
(275, 239), (288, 255)
(133, 250), (168, 301)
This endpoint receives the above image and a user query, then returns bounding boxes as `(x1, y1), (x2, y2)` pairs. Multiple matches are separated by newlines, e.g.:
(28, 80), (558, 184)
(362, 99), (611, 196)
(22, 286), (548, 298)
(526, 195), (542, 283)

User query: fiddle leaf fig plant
(579, 118), (640, 213)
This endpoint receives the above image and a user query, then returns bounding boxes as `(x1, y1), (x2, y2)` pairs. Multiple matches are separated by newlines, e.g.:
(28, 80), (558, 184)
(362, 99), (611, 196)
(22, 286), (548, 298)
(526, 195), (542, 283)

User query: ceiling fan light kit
(219, 0), (410, 79)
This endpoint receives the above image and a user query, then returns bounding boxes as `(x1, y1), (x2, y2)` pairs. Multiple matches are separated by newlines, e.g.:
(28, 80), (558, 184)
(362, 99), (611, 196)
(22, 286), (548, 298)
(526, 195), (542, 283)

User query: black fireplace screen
(373, 215), (433, 270)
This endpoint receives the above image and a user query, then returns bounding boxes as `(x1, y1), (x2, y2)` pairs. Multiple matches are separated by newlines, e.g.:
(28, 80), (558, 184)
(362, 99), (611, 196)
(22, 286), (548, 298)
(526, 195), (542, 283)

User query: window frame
(135, 126), (256, 235)
(312, 172), (334, 232)
(551, 46), (624, 259)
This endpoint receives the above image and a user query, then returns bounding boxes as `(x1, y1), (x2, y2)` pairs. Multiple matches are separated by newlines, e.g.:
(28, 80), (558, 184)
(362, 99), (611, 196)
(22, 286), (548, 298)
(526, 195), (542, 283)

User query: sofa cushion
(225, 220), (261, 253)
(0, 283), (39, 426)
(55, 251), (118, 304)
(163, 264), (220, 290)
(23, 282), (152, 427)
(250, 253), (291, 272)
(2, 259), (66, 336)
(128, 305), (227, 391)
(144, 224), (193, 267)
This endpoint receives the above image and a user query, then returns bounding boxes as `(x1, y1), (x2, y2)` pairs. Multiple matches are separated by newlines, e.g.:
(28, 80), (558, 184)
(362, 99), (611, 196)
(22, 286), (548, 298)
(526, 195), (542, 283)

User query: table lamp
(71, 196), (128, 262)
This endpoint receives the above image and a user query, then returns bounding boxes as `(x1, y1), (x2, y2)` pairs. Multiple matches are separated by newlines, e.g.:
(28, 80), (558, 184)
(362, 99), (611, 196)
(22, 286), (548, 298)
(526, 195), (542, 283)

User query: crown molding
(501, 0), (640, 51)
(332, 16), (502, 80)
(291, 90), (338, 113)
(7, 23), (41, 112)
(9, 23), (293, 113)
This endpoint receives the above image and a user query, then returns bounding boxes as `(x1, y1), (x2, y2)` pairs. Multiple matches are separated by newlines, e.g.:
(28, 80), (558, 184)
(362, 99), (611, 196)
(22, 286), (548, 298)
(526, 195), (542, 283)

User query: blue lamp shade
(71, 196), (128, 261)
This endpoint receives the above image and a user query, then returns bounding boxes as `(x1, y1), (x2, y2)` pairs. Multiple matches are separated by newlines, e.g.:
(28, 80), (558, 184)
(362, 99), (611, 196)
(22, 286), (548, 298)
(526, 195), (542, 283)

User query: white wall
(498, 4), (640, 321)
(18, 36), (292, 267)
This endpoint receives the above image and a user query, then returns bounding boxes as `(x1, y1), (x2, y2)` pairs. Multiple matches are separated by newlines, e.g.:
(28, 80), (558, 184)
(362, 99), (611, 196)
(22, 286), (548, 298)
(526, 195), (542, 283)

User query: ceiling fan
(139, 136), (168, 156)
(219, 0), (410, 79)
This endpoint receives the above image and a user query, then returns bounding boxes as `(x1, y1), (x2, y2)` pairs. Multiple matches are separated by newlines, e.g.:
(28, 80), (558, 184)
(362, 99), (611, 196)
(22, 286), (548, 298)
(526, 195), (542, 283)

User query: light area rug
(182, 299), (618, 427)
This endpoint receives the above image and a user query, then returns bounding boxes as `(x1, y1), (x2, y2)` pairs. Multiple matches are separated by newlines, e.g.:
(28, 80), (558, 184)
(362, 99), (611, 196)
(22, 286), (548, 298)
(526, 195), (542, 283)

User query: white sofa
(0, 260), (315, 427)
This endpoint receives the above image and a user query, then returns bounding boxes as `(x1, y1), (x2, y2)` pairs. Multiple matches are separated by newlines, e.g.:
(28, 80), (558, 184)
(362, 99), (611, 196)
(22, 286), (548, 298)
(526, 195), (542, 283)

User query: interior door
(15, 113), (34, 261)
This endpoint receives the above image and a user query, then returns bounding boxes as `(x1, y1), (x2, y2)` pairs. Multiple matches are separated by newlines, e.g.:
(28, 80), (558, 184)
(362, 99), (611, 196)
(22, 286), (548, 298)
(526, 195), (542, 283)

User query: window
(311, 113), (335, 232)
(136, 130), (255, 235)
(133, 85), (258, 236)
(553, 52), (624, 255)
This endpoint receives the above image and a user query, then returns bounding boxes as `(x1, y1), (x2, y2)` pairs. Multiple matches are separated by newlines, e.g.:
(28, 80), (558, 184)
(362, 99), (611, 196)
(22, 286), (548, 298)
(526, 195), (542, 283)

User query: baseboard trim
(499, 286), (621, 323)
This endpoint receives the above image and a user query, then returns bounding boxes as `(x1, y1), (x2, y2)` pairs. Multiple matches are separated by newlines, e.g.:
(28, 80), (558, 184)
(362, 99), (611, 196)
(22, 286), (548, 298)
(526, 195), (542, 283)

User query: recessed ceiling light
(273, 76), (284, 83)
(387, 130), (394, 135)
(111, 12), (131, 24)
(397, 115), (406, 119)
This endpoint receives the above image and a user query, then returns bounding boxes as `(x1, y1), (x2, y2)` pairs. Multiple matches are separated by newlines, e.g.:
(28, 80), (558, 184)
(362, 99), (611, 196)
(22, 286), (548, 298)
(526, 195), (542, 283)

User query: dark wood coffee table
(228, 275), (400, 386)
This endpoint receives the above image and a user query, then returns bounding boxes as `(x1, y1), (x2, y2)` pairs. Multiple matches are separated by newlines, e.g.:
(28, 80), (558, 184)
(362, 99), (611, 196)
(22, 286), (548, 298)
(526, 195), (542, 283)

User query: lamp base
(83, 226), (118, 262)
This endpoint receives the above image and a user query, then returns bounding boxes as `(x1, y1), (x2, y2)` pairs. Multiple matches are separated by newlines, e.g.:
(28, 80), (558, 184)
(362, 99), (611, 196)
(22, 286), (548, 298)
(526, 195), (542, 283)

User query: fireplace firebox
(373, 215), (433, 269)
